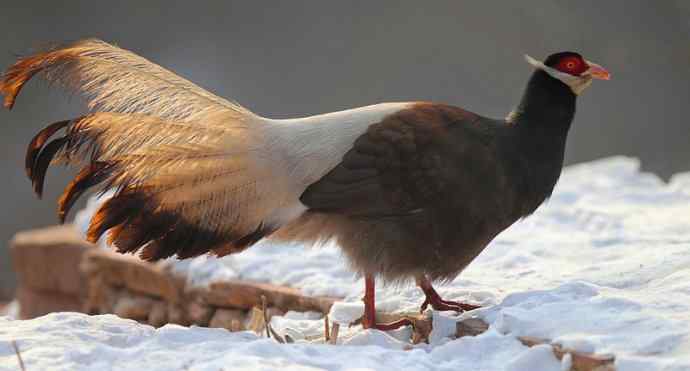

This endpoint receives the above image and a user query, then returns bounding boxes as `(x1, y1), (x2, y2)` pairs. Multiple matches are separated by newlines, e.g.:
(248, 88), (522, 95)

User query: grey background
(0, 1), (688, 299)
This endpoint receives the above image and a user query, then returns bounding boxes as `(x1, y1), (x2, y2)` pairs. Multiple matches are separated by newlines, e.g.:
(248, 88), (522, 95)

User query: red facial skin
(554, 56), (588, 76)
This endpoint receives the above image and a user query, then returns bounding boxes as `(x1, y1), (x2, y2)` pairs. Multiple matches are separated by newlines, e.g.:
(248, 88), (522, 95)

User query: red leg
(362, 275), (376, 328)
(417, 276), (480, 313)
(362, 274), (413, 331)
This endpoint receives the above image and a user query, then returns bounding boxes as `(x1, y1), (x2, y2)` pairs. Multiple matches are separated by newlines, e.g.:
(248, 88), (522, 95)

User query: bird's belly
(334, 212), (499, 282)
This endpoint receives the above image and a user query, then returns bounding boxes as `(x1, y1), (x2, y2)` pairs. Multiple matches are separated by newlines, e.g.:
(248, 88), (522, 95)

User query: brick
(10, 225), (93, 296)
(148, 300), (168, 327)
(198, 280), (339, 313)
(81, 249), (181, 302)
(113, 293), (155, 320)
(186, 299), (214, 326)
(209, 309), (246, 331)
(16, 286), (82, 319)
(167, 303), (190, 326)
(82, 275), (120, 314)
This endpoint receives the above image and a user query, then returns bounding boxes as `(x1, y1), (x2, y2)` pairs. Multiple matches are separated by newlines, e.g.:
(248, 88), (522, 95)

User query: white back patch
(250, 102), (412, 209)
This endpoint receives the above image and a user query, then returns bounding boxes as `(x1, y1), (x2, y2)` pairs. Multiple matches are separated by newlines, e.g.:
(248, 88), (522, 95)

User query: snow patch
(328, 302), (365, 325)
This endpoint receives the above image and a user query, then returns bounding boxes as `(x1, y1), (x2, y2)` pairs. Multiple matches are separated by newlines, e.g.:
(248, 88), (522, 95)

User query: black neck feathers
(512, 69), (576, 134)
(503, 69), (578, 215)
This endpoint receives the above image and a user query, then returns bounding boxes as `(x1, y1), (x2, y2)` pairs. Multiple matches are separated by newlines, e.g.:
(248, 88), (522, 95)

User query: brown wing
(300, 103), (488, 218)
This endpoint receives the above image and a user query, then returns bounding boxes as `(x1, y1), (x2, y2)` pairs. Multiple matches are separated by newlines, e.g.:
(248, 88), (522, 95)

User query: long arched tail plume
(1, 39), (288, 260)
(1, 39), (409, 261)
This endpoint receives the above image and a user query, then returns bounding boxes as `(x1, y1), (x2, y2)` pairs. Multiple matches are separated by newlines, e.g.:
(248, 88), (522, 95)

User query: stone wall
(10, 225), (339, 332)
(10, 225), (93, 319)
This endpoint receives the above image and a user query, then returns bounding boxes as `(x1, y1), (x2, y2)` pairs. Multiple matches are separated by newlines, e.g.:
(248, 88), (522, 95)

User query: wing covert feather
(300, 103), (485, 217)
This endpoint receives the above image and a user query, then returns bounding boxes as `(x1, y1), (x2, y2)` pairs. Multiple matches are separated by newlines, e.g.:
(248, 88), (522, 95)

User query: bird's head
(525, 52), (610, 95)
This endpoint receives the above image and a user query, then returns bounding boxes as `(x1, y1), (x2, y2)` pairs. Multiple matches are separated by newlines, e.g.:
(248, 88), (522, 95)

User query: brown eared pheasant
(0, 40), (609, 330)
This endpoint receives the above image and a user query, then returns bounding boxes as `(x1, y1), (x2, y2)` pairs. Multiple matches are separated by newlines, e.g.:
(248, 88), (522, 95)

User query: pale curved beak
(585, 60), (611, 80)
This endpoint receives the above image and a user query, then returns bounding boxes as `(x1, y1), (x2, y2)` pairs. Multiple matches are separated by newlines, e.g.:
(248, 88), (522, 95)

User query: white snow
(327, 302), (365, 326)
(2, 156), (690, 371)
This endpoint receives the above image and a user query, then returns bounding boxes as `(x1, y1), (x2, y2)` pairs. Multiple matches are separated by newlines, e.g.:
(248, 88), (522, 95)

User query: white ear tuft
(524, 54), (545, 69)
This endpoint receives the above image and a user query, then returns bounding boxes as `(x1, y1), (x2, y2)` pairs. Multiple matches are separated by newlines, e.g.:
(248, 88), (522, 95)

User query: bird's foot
(361, 274), (414, 331)
(362, 317), (413, 331)
(417, 276), (480, 313)
(419, 296), (480, 313)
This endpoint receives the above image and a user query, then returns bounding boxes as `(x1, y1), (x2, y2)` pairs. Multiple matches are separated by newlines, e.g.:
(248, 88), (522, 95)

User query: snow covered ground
(2, 156), (690, 371)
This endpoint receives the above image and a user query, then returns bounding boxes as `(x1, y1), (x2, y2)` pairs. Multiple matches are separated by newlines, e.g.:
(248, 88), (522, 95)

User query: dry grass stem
(260, 295), (285, 343)
(11, 341), (26, 371)
(324, 315), (330, 341)
(261, 295), (270, 339)
(329, 323), (340, 345)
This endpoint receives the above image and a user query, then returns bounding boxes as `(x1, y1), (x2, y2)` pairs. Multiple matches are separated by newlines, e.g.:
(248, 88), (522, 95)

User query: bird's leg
(417, 275), (480, 313)
(361, 274), (413, 331)
(362, 275), (377, 329)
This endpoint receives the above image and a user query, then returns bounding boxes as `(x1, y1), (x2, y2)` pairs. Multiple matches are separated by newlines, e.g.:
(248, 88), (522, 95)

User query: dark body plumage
(296, 69), (575, 282)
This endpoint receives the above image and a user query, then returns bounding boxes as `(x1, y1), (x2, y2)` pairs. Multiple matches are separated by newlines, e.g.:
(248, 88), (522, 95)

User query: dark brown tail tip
(57, 162), (111, 224)
(31, 137), (68, 198)
(26, 119), (71, 180)
(86, 191), (147, 244)
(139, 242), (162, 262)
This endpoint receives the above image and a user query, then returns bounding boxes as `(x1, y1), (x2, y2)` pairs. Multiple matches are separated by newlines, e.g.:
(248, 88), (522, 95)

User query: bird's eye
(555, 56), (586, 76)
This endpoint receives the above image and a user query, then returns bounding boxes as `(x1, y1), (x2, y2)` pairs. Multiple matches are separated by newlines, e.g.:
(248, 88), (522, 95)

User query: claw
(426, 299), (480, 313)
(417, 275), (480, 313)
